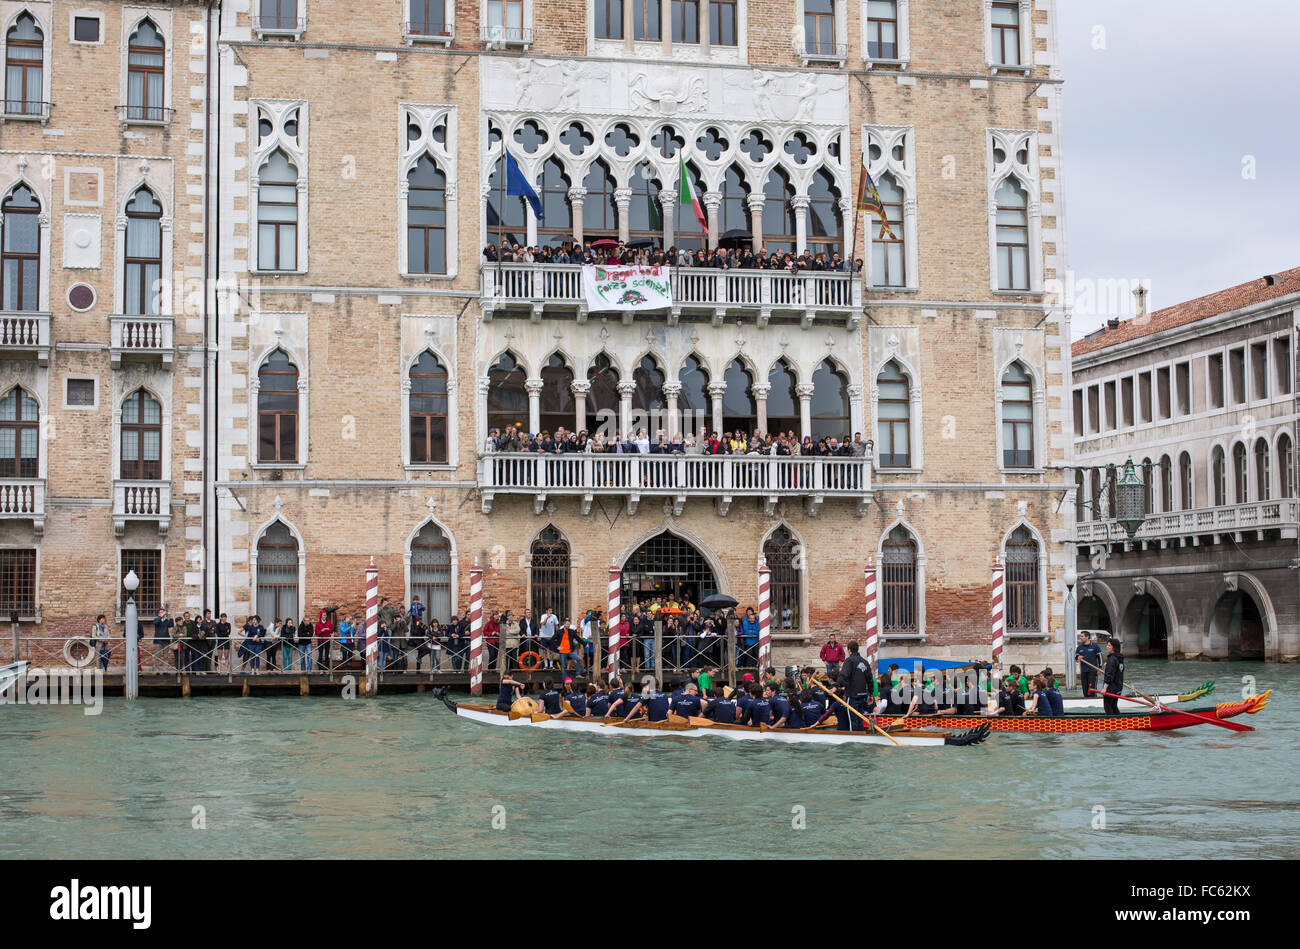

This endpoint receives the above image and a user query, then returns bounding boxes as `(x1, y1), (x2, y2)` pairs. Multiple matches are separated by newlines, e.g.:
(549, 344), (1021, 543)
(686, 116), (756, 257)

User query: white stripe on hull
(452, 706), (947, 747)
(1062, 694), (1183, 712)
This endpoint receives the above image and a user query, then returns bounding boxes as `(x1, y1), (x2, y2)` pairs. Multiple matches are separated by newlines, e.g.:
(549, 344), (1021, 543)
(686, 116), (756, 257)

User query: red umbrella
(589, 238), (620, 249)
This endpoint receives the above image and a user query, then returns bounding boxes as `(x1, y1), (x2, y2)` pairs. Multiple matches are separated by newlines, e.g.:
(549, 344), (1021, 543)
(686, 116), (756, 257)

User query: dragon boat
(1059, 680), (1215, 712)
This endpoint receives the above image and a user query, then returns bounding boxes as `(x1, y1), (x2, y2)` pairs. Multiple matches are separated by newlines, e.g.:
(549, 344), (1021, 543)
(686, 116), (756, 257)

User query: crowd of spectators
(488, 424), (869, 457)
(484, 239), (863, 274)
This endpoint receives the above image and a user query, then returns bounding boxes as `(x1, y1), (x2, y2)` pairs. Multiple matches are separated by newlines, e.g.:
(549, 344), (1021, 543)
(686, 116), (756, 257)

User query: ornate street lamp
(1114, 456), (1147, 538)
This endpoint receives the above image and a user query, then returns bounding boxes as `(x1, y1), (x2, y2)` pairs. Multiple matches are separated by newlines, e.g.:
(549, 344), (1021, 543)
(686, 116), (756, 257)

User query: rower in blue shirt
(672, 682), (704, 718)
(800, 692), (826, 727)
(705, 688), (738, 723)
(560, 681), (587, 717)
(586, 683), (610, 717)
(769, 689), (794, 728)
(496, 673), (525, 711)
(745, 684), (772, 727)
(538, 679), (563, 716)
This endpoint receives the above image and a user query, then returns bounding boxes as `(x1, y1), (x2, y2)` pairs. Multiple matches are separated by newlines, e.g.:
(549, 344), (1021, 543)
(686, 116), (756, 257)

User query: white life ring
(63, 637), (96, 668)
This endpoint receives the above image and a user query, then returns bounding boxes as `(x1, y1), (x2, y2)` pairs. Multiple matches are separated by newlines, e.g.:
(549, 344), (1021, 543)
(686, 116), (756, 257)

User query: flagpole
(496, 152), (504, 292)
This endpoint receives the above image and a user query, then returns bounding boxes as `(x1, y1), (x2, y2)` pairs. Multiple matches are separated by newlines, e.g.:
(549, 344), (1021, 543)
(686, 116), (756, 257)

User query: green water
(0, 660), (1294, 859)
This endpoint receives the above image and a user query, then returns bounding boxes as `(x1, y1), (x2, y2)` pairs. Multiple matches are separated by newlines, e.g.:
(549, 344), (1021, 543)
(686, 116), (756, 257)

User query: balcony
(113, 480), (172, 536)
(481, 25), (533, 48)
(798, 40), (848, 66)
(0, 479), (45, 535)
(0, 311), (50, 365)
(251, 15), (308, 39)
(1, 99), (51, 123)
(479, 452), (872, 517)
(115, 105), (175, 127)
(480, 263), (863, 328)
(404, 20), (454, 45)
(1075, 500), (1300, 547)
(110, 315), (174, 368)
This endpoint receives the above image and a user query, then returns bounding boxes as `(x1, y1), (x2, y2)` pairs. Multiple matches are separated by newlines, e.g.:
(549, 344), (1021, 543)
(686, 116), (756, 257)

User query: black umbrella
(717, 229), (752, 248)
(626, 237), (656, 249)
(700, 594), (739, 611)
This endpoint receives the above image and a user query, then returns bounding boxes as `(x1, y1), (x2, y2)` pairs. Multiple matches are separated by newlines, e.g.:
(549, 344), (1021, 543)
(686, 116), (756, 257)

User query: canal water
(0, 660), (1294, 859)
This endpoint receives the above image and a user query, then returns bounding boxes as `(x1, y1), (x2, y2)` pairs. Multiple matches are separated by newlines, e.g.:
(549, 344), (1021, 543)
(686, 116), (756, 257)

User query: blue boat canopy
(874, 657), (991, 672)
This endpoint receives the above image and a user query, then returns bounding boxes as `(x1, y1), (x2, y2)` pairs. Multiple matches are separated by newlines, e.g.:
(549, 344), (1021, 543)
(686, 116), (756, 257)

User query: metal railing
(115, 105), (175, 124)
(251, 15), (307, 34)
(493, 623), (757, 681)
(1075, 499), (1300, 543)
(799, 40), (848, 61)
(481, 25), (533, 45)
(2, 99), (51, 119)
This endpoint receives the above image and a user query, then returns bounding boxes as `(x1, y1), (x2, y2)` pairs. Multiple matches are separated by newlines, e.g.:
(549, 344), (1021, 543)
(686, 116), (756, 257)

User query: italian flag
(679, 156), (707, 232)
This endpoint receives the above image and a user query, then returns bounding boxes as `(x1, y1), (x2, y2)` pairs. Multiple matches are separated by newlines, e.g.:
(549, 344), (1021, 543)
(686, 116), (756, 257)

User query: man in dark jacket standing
(1102, 639), (1125, 714)
(832, 640), (873, 731)
(1076, 631), (1103, 698)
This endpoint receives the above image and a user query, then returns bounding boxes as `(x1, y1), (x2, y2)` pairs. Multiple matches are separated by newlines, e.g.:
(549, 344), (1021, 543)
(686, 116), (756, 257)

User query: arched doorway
(1208, 590), (1266, 660)
(1076, 595), (1113, 635)
(621, 531), (720, 609)
(1122, 594), (1168, 657)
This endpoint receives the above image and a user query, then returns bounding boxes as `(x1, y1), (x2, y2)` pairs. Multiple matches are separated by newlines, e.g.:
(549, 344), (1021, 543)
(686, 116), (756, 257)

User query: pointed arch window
(258, 150), (299, 272)
(720, 164), (750, 236)
(676, 162), (707, 250)
(410, 522), (452, 622)
(124, 188), (162, 316)
(721, 359), (755, 434)
(766, 359), (798, 436)
(870, 171), (905, 287)
(410, 351), (449, 464)
(1211, 446), (1226, 506)
(632, 355), (665, 418)
(257, 349), (299, 464)
(1004, 526), (1039, 633)
(1179, 451), (1193, 510)
(876, 360), (910, 467)
(764, 526), (801, 631)
(582, 159), (618, 240)
(126, 20), (165, 122)
(4, 13), (43, 116)
(586, 353), (620, 434)
(256, 522), (299, 622)
(1280, 434), (1295, 500)
(1140, 456), (1153, 515)
(678, 354), (709, 435)
(1, 184), (40, 311)
(539, 353), (574, 435)
(811, 359), (849, 440)
(487, 352), (527, 435)
(0, 386), (38, 478)
(806, 168), (842, 258)
(627, 163), (663, 245)
(530, 526), (570, 620)
(486, 154), (528, 246)
(536, 157), (572, 247)
(121, 389), (162, 480)
(881, 525), (917, 633)
(995, 176), (1029, 290)
(1000, 362), (1034, 468)
(407, 155), (446, 274)
(1159, 455), (1173, 512)
(762, 169), (796, 254)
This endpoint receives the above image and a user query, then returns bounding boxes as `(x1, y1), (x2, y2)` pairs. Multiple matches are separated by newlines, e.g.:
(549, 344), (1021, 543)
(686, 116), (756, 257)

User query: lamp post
(1114, 457), (1147, 539)
(123, 569), (140, 700)
(1063, 566), (1077, 689)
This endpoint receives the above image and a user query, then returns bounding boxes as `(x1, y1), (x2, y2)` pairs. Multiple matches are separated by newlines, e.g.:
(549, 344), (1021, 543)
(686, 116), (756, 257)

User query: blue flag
(504, 151), (543, 221)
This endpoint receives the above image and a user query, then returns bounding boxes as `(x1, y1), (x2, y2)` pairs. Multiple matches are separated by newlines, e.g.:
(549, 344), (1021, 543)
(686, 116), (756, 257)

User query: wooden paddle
(529, 712), (551, 723)
(810, 674), (901, 746)
(1077, 656), (1246, 733)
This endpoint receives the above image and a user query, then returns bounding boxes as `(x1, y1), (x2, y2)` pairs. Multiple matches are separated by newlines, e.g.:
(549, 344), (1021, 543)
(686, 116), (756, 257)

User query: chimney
(1107, 318), (1120, 330)
(1133, 285), (1149, 318)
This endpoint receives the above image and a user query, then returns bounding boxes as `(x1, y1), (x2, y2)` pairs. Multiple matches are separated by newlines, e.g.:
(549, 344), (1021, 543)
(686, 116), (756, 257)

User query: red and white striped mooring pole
(468, 559), (484, 695)
(607, 562), (621, 679)
(757, 559), (772, 672)
(864, 561), (879, 667)
(364, 557), (379, 696)
(991, 557), (1005, 668)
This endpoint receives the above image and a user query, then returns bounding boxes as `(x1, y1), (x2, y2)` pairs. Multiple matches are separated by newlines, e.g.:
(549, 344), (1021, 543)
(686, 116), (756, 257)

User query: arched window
(1211, 446), (1226, 507)
(1159, 455), (1173, 512)
(995, 176), (1029, 290)
(582, 159), (618, 240)
(256, 522), (299, 622)
(1179, 451), (1193, 509)
(881, 525), (917, 634)
(1004, 526), (1039, 632)
(486, 153), (527, 246)
(766, 359), (798, 436)
(761, 168), (796, 254)
(487, 351), (527, 435)
(1001, 361), (1034, 468)
(126, 20), (165, 122)
(721, 359), (754, 434)
(4, 13), (43, 116)
(0, 386), (38, 478)
(530, 526), (570, 620)
(257, 349), (298, 464)
(1090, 468), (1102, 519)
(536, 156), (572, 247)
(410, 521), (452, 622)
(120, 388), (162, 480)
(1255, 438), (1271, 501)
(870, 171), (905, 286)
(632, 355), (664, 421)
(1, 184), (40, 311)
(719, 164), (749, 236)
(764, 527), (801, 632)
(1280, 434), (1295, 499)
(124, 188), (162, 316)
(678, 354), (709, 437)
(586, 352), (619, 435)
(806, 168), (842, 258)
(409, 351), (448, 464)
(1232, 442), (1248, 503)
(407, 155), (446, 274)
(876, 360), (910, 467)
(257, 150), (298, 271)
(539, 353), (574, 435)
(811, 359), (849, 440)
(627, 162), (662, 246)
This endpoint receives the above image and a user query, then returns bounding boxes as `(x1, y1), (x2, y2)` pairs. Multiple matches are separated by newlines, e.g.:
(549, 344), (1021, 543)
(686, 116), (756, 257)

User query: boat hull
(1059, 681), (1215, 712)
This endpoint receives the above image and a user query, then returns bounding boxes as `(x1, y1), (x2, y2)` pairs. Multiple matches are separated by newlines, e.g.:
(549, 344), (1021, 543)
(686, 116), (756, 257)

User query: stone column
(796, 383), (815, 440)
(791, 195), (810, 254)
(525, 378), (543, 435)
(623, 0), (634, 52)
(698, 0), (710, 54)
(747, 193), (766, 253)
(568, 187), (587, 245)
(571, 379), (591, 434)
(617, 380), (636, 439)
(838, 195), (853, 260)
(703, 191), (722, 250)
(662, 382), (682, 438)
(708, 381), (727, 435)
(659, 189), (677, 249)
(751, 382), (772, 435)
(847, 383), (865, 439)
(614, 187), (633, 243)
